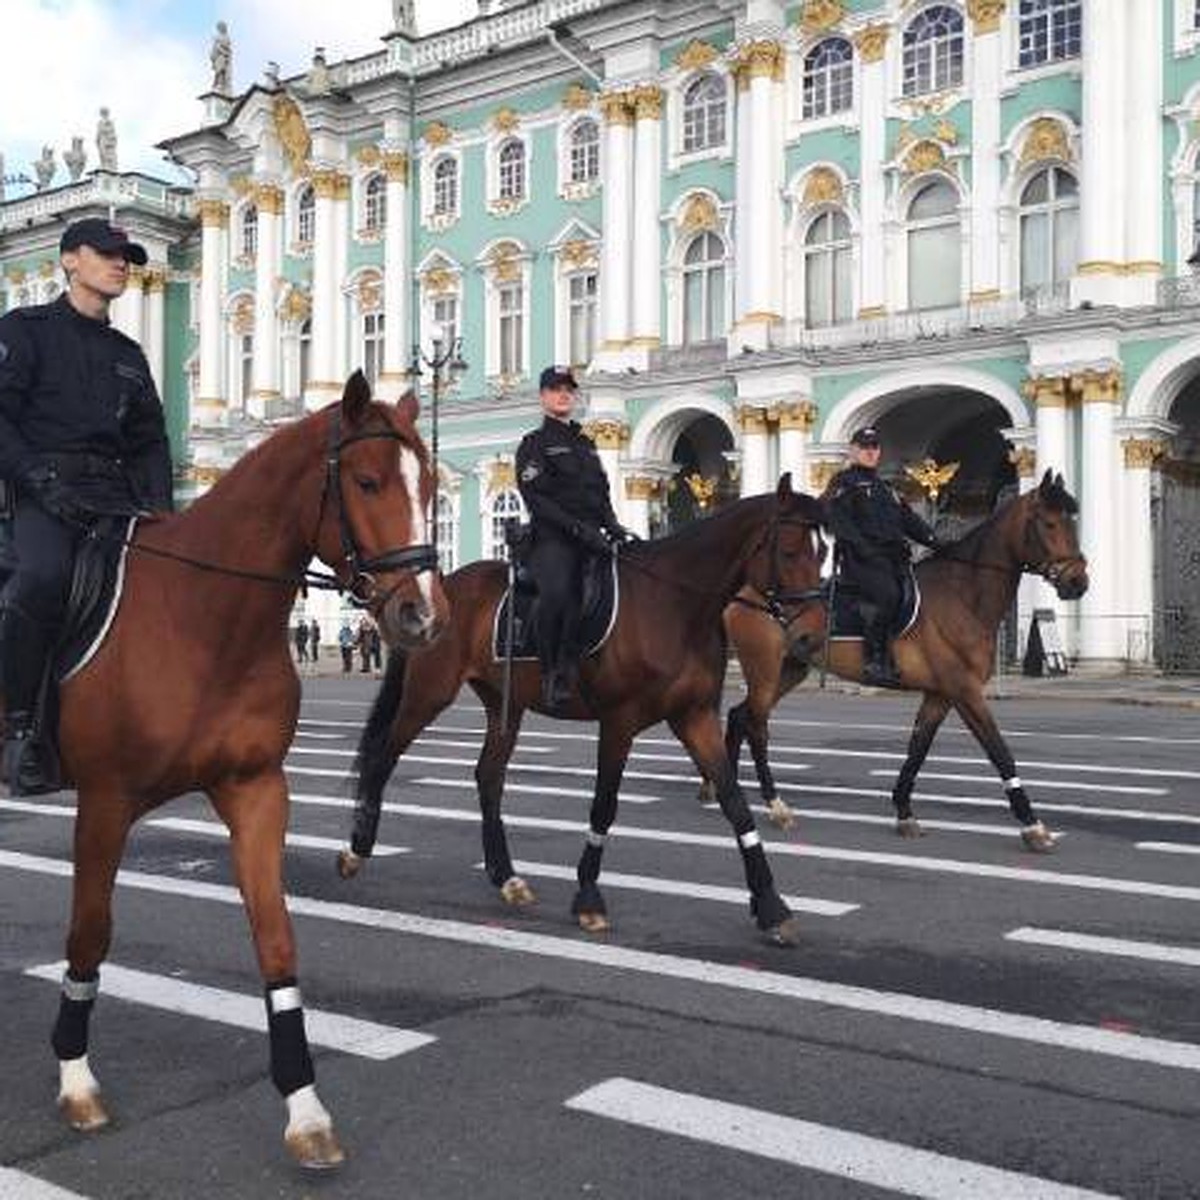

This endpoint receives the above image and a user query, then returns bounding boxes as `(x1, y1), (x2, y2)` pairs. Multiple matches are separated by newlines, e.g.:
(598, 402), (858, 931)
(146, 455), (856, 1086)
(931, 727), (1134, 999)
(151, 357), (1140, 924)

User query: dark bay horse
(717, 471), (1087, 852)
(3, 372), (447, 1168)
(337, 475), (826, 945)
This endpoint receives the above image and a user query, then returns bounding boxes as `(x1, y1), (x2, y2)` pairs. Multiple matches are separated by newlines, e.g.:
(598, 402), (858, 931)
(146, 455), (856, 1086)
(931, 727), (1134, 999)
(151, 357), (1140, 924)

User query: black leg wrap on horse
(482, 818), (514, 886)
(576, 840), (604, 889)
(738, 839), (789, 929)
(1004, 779), (1036, 826)
(50, 970), (99, 1061)
(265, 978), (315, 1097)
(571, 882), (607, 917)
(892, 775), (916, 820)
(349, 808), (381, 859)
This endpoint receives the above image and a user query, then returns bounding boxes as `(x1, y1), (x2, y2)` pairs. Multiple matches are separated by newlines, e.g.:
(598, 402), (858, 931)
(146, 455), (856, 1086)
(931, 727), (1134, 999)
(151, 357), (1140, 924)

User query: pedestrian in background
(357, 617), (372, 673)
(294, 619), (309, 664)
(309, 617), (320, 663)
(338, 619), (354, 674)
(369, 623), (383, 673)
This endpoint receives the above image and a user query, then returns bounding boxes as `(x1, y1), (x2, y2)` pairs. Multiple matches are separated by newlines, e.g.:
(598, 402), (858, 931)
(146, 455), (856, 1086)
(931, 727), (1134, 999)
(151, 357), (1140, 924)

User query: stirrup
(3, 733), (57, 796)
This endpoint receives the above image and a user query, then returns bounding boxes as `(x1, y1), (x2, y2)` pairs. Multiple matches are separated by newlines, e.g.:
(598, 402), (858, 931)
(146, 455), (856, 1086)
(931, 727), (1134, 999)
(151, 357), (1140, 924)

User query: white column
(595, 91), (634, 368)
(777, 400), (816, 488)
(1030, 376), (1070, 632)
(629, 86), (663, 358)
(582, 418), (627, 521)
(1076, 370), (1122, 661)
(854, 24), (890, 316)
(968, 3), (1003, 302)
(305, 169), (347, 410)
(1009, 440), (1041, 659)
(739, 407), (772, 497)
(196, 198), (229, 428)
(112, 266), (145, 342)
(249, 183), (283, 419)
(1118, 436), (1165, 665)
(624, 477), (654, 539)
(144, 266), (166, 393)
(1123, 0), (1163, 305)
(378, 148), (411, 401)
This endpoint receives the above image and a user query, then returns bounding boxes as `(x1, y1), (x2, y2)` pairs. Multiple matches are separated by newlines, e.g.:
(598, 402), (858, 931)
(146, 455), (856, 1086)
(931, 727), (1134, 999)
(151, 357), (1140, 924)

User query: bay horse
(3, 372), (447, 1168)
(716, 470), (1087, 852)
(337, 475), (827, 945)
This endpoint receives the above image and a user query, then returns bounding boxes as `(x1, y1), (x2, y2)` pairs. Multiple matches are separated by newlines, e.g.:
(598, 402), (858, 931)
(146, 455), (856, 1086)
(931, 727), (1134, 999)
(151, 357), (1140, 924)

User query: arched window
(803, 38), (854, 120)
(239, 333), (254, 407)
(906, 180), (961, 310)
(1019, 166), (1078, 296)
(363, 310), (385, 387)
(296, 185), (315, 246)
(240, 204), (258, 259)
(902, 5), (965, 97)
(364, 173), (386, 233)
(435, 493), (457, 574)
(1018, 0), (1082, 68)
(682, 74), (727, 153)
(499, 281), (524, 376)
(432, 156), (458, 215)
(803, 210), (853, 328)
(682, 231), (726, 345)
(299, 318), (312, 394)
(498, 140), (526, 200)
(488, 488), (525, 560)
(569, 119), (600, 183)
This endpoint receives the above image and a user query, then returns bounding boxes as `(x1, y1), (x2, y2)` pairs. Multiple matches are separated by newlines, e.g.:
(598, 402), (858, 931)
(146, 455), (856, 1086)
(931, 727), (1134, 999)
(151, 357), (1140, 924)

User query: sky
(1, 0), (477, 194)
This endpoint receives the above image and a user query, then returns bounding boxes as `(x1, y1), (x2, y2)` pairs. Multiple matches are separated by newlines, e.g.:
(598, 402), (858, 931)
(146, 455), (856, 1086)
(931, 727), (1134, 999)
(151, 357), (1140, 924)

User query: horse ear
(776, 471), (794, 499)
(1038, 468), (1054, 497)
(341, 369), (371, 423)
(396, 389), (420, 426)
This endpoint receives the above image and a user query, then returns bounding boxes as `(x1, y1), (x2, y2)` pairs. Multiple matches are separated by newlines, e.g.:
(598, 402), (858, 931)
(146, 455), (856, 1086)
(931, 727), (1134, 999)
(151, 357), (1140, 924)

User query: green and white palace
(7, 0), (1200, 667)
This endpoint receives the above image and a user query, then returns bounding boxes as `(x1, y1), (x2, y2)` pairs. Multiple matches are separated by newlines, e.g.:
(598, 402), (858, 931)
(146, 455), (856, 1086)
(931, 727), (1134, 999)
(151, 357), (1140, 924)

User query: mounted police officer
(824, 426), (940, 688)
(516, 366), (630, 710)
(0, 217), (173, 794)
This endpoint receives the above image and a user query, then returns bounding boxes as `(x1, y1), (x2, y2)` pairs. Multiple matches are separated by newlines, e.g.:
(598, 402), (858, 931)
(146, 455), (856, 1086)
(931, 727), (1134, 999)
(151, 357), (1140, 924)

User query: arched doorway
(661, 413), (736, 533)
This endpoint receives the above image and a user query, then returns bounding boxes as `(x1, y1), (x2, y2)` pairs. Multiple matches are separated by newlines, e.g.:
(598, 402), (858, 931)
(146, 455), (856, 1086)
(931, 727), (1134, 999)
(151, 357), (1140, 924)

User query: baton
(500, 556), (517, 733)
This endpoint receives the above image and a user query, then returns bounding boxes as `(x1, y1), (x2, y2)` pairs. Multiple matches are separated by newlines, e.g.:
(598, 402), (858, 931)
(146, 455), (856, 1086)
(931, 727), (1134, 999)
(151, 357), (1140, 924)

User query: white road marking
(699, 801), (1024, 839)
(430, 779), (660, 806)
(291, 730), (347, 740)
(867, 769), (1165, 797)
(631, 750), (811, 773)
(0, 798), (76, 817)
(565, 1079), (1119, 1199)
(1137, 841), (1200, 856)
(288, 744), (550, 758)
(24, 960), (434, 1061)
(1005, 927), (1200, 969)
(496, 859), (858, 916)
(146, 817), (409, 857)
(4, 849), (1198, 1073)
(0, 1169), (94, 1199)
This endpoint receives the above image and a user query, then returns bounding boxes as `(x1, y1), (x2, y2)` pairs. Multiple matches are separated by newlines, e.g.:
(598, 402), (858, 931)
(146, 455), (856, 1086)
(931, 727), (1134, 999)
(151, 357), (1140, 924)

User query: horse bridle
(318, 409), (440, 609)
(733, 513), (827, 630)
(1020, 504), (1086, 587)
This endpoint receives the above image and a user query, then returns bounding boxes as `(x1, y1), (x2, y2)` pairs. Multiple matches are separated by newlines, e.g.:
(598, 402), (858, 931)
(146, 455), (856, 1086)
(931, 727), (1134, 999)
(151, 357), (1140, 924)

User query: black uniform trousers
(841, 549), (904, 633)
(528, 532), (587, 681)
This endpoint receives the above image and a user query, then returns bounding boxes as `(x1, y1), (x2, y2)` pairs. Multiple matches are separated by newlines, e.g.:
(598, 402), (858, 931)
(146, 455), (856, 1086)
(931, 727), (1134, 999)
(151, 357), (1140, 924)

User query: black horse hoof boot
(3, 732), (56, 796)
(861, 659), (901, 689)
(540, 670), (573, 712)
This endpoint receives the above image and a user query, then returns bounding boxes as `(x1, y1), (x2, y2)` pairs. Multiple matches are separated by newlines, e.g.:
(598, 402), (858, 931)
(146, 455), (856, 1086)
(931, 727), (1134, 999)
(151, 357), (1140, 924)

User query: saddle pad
(59, 515), (138, 682)
(492, 553), (619, 663)
(828, 567), (920, 641)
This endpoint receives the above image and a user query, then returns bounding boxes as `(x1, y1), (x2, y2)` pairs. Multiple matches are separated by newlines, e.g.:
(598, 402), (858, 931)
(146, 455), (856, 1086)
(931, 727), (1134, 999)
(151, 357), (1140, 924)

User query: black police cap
(539, 365), (578, 391)
(60, 218), (148, 266)
(850, 426), (881, 447)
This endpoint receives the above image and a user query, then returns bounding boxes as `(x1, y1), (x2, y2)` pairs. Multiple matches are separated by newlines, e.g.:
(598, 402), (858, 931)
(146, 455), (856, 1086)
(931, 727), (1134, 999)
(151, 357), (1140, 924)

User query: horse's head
(316, 371), (450, 648)
(743, 473), (828, 655)
(1021, 469), (1088, 601)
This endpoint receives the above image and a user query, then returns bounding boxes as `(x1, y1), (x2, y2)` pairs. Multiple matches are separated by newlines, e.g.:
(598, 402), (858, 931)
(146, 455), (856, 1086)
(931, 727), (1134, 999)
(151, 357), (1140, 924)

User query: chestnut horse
(338, 476), (826, 945)
(3, 372), (447, 1168)
(718, 471), (1087, 852)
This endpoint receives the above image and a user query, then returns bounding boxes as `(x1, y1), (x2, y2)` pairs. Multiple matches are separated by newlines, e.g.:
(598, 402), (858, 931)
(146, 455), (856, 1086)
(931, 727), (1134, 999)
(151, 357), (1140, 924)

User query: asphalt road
(2, 676), (1199, 1199)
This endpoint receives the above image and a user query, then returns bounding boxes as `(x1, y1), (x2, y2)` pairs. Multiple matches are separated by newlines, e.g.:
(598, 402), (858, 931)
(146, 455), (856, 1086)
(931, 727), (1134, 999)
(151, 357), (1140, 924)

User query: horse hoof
(336, 849), (362, 880)
(697, 780), (716, 806)
(766, 798), (795, 831)
(761, 916), (801, 948)
(286, 1124), (346, 1171)
(1021, 823), (1057, 854)
(59, 1090), (109, 1132)
(500, 876), (536, 906)
(578, 910), (610, 935)
(896, 818), (923, 840)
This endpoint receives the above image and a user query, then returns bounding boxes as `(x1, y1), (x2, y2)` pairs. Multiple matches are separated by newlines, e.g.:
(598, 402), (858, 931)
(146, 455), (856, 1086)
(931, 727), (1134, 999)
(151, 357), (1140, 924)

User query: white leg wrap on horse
(285, 1084), (332, 1134)
(586, 830), (607, 848)
(269, 985), (303, 1014)
(738, 830), (761, 850)
(61, 973), (100, 1003)
(1003, 777), (1023, 791)
(59, 1055), (100, 1100)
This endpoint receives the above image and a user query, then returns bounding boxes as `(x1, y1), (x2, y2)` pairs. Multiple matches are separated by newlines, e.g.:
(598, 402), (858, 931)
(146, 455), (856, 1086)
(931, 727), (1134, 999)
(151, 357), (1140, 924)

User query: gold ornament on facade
(1070, 367), (1122, 405)
(1022, 374), (1068, 407)
(490, 242), (522, 283)
(904, 458), (959, 502)
(599, 91), (635, 126)
(357, 273), (383, 312)
(678, 193), (719, 234)
(562, 83), (595, 111)
(967, 0), (1007, 35)
(853, 24), (889, 63)
(1007, 445), (1037, 477)
(143, 268), (168, 294)
(1122, 438), (1167, 469)
(625, 475), (661, 501)
(356, 144), (382, 166)
(676, 39), (719, 72)
(492, 107), (520, 134)
(685, 473), (719, 510)
(810, 461), (841, 493)
(230, 175), (252, 197)
(779, 400), (818, 432)
(933, 118), (959, 145)
(424, 121), (453, 147)
(487, 461), (516, 493)
(37, 260), (56, 279)
(272, 94), (311, 174)
(800, 0), (845, 33)
(253, 183), (284, 214)
(560, 239), (598, 269)
(381, 150), (409, 182)
(423, 266), (456, 295)
(197, 198), (230, 228)
(1019, 117), (1071, 167)
(736, 406), (770, 435)
(803, 167), (843, 207)
(281, 287), (311, 322)
(582, 420), (629, 451)
(903, 139), (949, 176)
(732, 40), (785, 90)
(231, 296), (255, 335)
(632, 85), (664, 121)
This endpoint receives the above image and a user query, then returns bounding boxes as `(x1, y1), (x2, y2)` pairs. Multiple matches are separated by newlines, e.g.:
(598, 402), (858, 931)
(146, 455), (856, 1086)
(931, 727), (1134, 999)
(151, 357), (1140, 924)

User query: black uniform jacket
(0, 295), (173, 511)
(515, 416), (618, 541)
(824, 464), (936, 564)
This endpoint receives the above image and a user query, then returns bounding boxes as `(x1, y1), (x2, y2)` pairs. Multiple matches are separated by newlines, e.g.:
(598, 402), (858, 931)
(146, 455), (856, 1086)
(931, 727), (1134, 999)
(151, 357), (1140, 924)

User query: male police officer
(516, 366), (629, 710)
(824, 426), (939, 687)
(0, 217), (173, 793)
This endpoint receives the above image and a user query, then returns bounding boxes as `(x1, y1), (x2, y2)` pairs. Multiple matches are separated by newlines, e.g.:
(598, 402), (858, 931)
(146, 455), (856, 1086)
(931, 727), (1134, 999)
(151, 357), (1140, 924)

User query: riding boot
(0, 607), (56, 795)
(861, 613), (900, 689)
(2, 710), (55, 796)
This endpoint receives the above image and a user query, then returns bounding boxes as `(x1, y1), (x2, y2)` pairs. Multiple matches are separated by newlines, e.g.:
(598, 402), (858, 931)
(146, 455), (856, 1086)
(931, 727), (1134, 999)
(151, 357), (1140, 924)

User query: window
(682, 74), (727, 153)
(906, 180), (961, 309)
(902, 5), (965, 97)
(432, 295), (458, 354)
(803, 38), (854, 120)
(363, 311), (385, 388)
(682, 232), (726, 344)
(488, 489), (525, 560)
(568, 272), (598, 367)
(364, 173), (386, 233)
(803, 210), (853, 328)
(297, 185), (315, 246)
(1019, 167), (1079, 295)
(1018, 0), (1082, 68)
(435, 493), (457, 574)
(498, 140), (526, 200)
(1195, 0), (1200, 29)
(433, 156), (457, 216)
(569, 120), (600, 183)
(299, 318), (312, 394)
(499, 283), (524, 376)
(239, 333), (254, 406)
(240, 204), (258, 259)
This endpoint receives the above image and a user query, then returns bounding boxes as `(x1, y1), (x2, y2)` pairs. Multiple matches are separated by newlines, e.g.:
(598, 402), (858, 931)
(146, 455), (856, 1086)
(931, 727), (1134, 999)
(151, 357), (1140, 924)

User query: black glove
(888, 542), (911, 564)
(604, 523), (634, 546)
(18, 464), (91, 526)
(572, 522), (611, 555)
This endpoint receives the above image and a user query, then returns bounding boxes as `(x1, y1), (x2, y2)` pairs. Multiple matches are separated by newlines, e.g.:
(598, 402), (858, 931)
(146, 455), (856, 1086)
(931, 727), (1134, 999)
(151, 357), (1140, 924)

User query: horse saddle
(828, 565), (920, 640)
(492, 552), (620, 662)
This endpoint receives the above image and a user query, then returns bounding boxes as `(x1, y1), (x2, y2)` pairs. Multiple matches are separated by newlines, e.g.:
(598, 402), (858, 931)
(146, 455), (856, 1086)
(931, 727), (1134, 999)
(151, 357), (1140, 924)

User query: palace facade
(6, 0), (1200, 666)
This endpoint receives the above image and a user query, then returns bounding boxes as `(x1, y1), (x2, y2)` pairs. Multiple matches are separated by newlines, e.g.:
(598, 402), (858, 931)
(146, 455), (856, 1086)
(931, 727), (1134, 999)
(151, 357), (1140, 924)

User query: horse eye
(355, 476), (381, 495)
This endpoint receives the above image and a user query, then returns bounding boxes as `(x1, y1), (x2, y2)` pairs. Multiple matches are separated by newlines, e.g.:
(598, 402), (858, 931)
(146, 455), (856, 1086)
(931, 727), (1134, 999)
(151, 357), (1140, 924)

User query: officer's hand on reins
(572, 521), (611, 555)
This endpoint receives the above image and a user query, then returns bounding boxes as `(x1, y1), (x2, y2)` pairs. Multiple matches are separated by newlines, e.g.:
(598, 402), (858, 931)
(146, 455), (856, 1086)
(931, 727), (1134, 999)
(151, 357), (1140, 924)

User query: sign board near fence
(1023, 608), (1068, 677)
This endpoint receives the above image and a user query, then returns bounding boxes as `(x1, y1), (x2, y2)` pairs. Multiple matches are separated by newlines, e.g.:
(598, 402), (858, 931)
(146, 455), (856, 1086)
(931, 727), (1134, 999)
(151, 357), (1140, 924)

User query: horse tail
(348, 646), (409, 859)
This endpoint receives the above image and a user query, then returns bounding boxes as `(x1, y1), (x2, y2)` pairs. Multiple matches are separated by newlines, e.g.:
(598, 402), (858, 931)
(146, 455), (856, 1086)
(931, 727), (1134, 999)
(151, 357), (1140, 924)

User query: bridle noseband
(735, 513), (826, 630)
(1021, 505), (1086, 588)
(319, 410), (440, 609)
